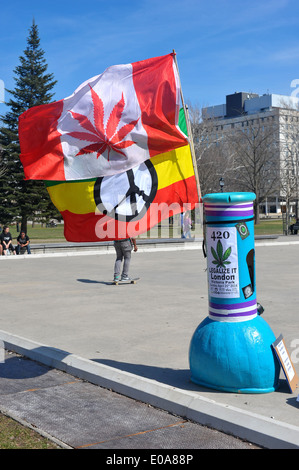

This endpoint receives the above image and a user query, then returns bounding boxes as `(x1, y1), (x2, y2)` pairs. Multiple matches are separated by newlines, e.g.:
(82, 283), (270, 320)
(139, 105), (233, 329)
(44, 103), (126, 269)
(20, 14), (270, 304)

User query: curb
(1, 238), (299, 260)
(0, 242), (204, 259)
(1, 330), (298, 449)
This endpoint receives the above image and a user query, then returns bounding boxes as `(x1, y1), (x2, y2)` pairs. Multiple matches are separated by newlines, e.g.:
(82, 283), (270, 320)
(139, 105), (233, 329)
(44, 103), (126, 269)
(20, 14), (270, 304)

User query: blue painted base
(189, 316), (280, 393)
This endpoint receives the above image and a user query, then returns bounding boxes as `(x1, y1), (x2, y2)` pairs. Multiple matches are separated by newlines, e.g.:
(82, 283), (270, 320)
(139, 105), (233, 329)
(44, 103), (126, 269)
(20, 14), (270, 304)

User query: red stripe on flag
(61, 176), (198, 242)
(19, 100), (65, 180)
(154, 175), (198, 206)
(132, 54), (187, 157)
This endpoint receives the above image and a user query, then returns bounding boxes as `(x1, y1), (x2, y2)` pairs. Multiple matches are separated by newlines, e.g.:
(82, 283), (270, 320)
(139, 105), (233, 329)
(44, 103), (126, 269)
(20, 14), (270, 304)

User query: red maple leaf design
(67, 85), (139, 161)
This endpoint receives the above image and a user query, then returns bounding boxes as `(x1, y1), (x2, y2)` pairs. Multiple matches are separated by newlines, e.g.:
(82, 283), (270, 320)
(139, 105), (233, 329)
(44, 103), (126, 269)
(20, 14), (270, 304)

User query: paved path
(0, 351), (259, 449)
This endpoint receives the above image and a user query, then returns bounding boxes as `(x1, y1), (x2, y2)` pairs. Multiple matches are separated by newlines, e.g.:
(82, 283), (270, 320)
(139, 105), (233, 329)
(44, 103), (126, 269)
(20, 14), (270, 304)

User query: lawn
(254, 218), (283, 235)
(0, 413), (60, 449)
(9, 224), (66, 244)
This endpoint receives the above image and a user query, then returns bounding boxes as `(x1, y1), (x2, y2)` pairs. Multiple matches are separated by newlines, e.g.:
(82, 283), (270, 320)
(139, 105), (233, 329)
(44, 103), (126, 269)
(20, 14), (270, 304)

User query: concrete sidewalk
(0, 238), (298, 448)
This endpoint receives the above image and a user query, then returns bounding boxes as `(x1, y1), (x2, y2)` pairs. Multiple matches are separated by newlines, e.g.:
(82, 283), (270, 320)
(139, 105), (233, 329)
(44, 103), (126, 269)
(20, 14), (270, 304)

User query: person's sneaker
(113, 275), (120, 281)
(121, 275), (131, 281)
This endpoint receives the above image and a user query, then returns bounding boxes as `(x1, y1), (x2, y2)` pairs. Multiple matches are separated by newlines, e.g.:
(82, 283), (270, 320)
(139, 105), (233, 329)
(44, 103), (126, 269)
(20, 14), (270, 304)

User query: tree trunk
(254, 200), (260, 224)
(21, 216), (27, 234)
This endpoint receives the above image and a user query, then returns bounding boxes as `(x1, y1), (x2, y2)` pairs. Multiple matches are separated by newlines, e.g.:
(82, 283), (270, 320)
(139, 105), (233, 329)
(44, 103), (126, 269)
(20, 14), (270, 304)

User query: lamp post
(219, 177), (224, 192)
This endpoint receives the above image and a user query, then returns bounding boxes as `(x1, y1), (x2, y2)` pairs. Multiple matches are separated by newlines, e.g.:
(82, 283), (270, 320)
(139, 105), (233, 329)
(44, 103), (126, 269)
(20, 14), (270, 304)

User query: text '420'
(210, 230), (230, 241)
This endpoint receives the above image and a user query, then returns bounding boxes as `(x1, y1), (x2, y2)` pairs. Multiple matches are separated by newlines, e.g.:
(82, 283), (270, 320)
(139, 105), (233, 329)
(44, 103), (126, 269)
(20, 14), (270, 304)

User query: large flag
(19, 53), (188, 181)
(46, 141), (198, 242)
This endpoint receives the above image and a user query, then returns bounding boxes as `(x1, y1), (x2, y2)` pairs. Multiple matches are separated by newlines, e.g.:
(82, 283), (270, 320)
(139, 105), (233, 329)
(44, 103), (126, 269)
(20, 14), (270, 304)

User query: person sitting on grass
(16, 230), (31, 255)
(0, 226), (16, 255)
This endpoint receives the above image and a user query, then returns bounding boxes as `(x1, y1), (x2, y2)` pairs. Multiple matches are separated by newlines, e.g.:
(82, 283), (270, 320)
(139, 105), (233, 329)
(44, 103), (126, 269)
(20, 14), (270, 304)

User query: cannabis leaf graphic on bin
(211, 240), (231, 268)
(67, 85), (139, 161)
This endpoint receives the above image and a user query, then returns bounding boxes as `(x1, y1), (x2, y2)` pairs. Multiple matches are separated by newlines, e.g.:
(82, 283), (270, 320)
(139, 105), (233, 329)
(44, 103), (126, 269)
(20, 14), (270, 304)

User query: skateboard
(112, 277), (140, 285)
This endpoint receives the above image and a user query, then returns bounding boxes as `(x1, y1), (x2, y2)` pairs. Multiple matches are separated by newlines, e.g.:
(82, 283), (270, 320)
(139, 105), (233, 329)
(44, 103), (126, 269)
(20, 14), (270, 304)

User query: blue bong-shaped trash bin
(189, 192), (280, 393)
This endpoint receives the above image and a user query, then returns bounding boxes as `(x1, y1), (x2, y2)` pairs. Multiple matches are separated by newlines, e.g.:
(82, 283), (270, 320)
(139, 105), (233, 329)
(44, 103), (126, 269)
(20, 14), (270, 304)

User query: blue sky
(1, 0), (299, 111)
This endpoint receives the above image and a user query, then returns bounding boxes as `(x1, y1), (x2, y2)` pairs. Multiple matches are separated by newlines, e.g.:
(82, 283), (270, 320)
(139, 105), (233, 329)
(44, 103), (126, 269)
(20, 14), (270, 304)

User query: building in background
(202, 92), (299, 221)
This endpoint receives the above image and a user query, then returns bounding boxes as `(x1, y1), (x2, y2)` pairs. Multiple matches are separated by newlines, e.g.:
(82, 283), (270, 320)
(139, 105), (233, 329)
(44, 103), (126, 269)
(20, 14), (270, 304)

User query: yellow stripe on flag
(47, 180), (98, 214)
(47, 144), (194, 215)
(154, 144), (194, 190)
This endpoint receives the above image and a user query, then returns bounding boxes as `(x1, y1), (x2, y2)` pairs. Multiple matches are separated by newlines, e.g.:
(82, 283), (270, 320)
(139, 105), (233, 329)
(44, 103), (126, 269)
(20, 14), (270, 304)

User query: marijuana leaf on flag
(19, 53), (188, 181)
(68, 88), (139, 161)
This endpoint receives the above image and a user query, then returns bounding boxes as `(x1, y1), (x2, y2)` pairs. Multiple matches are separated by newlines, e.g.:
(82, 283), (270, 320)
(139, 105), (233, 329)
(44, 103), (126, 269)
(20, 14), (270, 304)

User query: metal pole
(172, 50), (201, 204)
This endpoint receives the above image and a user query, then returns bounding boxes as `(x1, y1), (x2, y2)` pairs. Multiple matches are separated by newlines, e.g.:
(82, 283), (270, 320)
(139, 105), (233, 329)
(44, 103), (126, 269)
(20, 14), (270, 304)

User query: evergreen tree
(0, 20), (60, 232)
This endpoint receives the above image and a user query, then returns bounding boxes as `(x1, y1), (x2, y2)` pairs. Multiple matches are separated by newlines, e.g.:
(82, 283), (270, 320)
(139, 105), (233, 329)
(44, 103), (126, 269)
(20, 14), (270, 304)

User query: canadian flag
(19, 53), (188, 181)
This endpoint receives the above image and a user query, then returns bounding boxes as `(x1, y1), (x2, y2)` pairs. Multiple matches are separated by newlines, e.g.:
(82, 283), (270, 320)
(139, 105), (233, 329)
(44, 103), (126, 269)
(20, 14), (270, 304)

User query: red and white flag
(19, 53), (188, 181)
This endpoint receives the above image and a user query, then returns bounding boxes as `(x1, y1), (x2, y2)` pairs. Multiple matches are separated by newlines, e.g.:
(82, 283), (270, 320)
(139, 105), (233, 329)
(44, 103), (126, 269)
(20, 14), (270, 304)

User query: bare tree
(188, 103), (280, 224)
(188, 104), (233, 195)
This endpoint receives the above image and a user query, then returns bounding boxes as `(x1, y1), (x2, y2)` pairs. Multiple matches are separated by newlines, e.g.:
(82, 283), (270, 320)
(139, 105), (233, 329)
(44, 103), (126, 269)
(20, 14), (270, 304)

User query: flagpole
(172, 50), (201, 204)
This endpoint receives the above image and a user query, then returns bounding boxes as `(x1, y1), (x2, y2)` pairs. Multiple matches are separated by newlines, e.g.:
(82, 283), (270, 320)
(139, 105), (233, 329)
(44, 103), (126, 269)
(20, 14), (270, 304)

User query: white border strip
(209, 304), (257, 315)
(209, 304), (257, 322)
(208, 313), (257, 322)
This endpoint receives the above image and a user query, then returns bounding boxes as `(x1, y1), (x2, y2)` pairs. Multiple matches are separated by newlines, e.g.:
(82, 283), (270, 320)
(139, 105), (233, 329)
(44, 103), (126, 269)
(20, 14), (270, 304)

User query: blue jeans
(113, 239), (132, 278)
(16, 244), (31, 255)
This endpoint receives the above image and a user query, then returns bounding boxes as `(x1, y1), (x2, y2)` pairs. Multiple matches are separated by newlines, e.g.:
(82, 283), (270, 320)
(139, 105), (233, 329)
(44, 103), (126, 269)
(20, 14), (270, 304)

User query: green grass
(254, 218), (283, 235)
(9, 224), (66, 243)
(0, 413), (60, 449)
